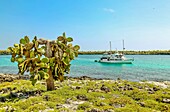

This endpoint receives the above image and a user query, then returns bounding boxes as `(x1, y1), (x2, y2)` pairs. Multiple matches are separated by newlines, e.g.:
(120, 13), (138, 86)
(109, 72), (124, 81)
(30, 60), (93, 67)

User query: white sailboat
(97, 40), (134, 64)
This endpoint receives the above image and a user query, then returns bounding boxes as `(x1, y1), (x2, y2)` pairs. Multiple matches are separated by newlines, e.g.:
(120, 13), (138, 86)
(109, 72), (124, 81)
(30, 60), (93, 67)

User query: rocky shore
(0, 73), (29, 83)
(0, 73), (170, 111)
(1, 73), (170, 89)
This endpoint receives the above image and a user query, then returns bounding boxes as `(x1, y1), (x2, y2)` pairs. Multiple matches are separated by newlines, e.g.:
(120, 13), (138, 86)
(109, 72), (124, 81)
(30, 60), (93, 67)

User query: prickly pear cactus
(8, 33), (80, 89)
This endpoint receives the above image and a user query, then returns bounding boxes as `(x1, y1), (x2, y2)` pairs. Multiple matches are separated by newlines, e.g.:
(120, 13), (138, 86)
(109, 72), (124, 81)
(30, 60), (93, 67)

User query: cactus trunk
(46, 69), (55, 91)
(46, 41), (55, 91)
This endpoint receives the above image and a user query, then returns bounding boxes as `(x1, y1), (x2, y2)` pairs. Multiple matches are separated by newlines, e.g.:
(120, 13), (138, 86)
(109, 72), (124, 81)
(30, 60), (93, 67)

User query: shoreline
(0, 73), (170, 89)
(1, 50), (170, 55)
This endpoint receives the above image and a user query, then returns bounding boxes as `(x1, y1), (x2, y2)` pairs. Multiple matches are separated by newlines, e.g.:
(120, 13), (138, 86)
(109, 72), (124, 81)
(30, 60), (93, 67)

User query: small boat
(96, 40), (134, 64)
(98, 52), (134, 64)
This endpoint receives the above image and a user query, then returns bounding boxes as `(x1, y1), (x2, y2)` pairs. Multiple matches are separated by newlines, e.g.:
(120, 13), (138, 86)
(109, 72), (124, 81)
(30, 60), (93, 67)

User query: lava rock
(65, 98), (72, 104)
(28, 91), (34, 96)
(7, 87), (12, 91)
(87, 88), (93, 93)
(153, 87), (160, 91)
(117, 78), (121, 80)
(162, 98), (170, 103)
(18, 93), (24, 97)
(94, 89), (102, 92)
(0, 96), (6, 102)
(43, 95), (49, 101)
(13, 87), (17, 90)
(10, 92), (18, 98)
(104, 109), (115, 112)
(5, 77), (13, 82)
(147, 88), (155, 94)
(56, 104), (64, 109)
(79, 76), (92, 80)
(3, 106), (16, 112)
(76, 86), (81, 89)
(0, 73), (29, 83)
(2, 88), (8, 93)
(128, 87), (133, 90)
(24, 91), (29, 95)
(137, 102), (145, 107)
(35, 90), (42, 96)
(101, 85), (111, 93)
(99, 102), (107, 106)
(88, 108), (101, 112)
(55, 85), (60, 90)
(77, 95), (88, 101)
(111, 103), (123, 108)
(138, 86), (143, 89)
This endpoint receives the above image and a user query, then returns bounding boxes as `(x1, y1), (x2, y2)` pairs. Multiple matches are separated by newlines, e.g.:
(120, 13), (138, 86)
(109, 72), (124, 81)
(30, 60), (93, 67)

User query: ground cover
(0, 75), (170, 112)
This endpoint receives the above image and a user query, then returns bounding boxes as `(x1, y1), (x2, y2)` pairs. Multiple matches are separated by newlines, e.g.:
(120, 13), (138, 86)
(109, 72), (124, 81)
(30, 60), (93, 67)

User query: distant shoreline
(0, 50), (170, 55)
(79, 50), (170, 55)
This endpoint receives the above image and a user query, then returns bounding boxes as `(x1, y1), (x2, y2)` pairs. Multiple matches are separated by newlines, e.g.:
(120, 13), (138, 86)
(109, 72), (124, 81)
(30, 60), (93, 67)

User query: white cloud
(103, 8), (115, 13)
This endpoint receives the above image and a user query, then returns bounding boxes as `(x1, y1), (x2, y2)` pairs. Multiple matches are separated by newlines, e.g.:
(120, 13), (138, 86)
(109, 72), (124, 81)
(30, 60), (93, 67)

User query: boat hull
(98, 60), (133, 64)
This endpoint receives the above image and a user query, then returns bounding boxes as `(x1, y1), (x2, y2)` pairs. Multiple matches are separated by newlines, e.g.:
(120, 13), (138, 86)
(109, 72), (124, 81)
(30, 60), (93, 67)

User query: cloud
(103, 8), (115, 13)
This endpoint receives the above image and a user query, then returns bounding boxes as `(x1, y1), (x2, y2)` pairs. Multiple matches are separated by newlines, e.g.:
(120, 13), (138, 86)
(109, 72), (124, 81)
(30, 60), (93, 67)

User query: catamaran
(96, 40), (134, 64)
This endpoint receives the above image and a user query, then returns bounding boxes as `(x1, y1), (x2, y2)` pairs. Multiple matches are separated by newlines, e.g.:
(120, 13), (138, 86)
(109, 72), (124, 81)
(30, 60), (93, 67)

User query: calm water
(0, 55), (170, 81)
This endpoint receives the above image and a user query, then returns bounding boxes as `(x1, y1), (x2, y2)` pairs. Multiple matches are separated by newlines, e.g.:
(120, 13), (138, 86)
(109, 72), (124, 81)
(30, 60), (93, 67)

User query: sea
(0, 55), (170, 81)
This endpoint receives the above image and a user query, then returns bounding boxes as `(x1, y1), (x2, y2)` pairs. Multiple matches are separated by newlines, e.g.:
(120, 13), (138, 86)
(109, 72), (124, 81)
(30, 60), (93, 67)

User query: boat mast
(123, 39), (125, 54)
(109, 41), (112, 54)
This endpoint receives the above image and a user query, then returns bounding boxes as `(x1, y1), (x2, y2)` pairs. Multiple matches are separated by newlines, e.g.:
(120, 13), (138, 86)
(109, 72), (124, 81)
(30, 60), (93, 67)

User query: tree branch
(37, 38), (47, 45)
(46, 40), (52, 57)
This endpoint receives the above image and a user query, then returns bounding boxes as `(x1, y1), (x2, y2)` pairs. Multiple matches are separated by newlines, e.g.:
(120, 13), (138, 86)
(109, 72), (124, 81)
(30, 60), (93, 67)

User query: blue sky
(0, 0), (170, 51)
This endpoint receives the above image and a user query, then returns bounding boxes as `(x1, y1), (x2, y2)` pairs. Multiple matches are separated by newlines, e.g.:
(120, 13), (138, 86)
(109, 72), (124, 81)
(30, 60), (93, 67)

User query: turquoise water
(0, 55), (170, 81)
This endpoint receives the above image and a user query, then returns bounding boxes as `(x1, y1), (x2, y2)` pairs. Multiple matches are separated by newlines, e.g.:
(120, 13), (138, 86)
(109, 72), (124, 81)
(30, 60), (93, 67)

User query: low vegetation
(0, 76), (170, 111)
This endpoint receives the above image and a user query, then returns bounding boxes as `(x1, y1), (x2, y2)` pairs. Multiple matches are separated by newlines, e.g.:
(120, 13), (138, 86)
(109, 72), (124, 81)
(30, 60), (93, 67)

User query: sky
(0, 0), (170, 51)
